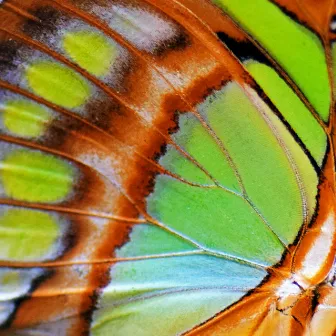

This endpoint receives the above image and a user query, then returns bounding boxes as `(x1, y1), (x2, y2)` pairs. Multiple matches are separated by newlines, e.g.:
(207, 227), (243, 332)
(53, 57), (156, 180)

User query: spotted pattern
(26, 61), (91, 109)
(1, 150), (75, 203)
(63, 30), (119, 76)
(1, 100), (51, 139)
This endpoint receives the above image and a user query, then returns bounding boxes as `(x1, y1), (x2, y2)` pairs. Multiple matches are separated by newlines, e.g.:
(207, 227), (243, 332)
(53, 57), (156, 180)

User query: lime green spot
(214, 0), (330, 121)
(26, 61), (90, 108)
(0, 209), (59, 260)
(245, 61), (327, 165)
(2, 100), (51, 138)
(1, 150), (75, 203)
(63, 31), (118, 76)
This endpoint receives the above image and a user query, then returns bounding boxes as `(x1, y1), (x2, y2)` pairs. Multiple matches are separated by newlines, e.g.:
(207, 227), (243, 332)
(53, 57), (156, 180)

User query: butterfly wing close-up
(0, 0), (335, 335)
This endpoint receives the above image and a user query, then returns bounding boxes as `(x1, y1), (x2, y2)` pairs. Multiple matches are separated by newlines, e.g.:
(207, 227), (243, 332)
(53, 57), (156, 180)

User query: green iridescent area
(93, 76), (323, 334)
(214, 0), (331, 121)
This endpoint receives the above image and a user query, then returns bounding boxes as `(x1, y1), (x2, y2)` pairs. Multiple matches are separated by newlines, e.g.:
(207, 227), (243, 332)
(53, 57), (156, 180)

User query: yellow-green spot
(63, 31), (118, 76)
(2, 100), (51, 138)
(26, 61), (91, 108)
(1, 150), (75, 203)
(0, 209), (59, 260)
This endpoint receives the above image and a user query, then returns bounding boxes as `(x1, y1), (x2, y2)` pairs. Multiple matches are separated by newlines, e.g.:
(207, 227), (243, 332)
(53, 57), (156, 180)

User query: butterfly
(0, 0), (335, 334)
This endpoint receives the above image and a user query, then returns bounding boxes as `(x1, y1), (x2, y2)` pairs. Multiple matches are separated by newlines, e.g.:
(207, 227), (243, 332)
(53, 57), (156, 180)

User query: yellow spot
(2, 100), (51, 138)
(63, 30), (118, 76)
(0, 209), (59, 260)
(1, 150), (75, 203)
(26, 61), (90, 108)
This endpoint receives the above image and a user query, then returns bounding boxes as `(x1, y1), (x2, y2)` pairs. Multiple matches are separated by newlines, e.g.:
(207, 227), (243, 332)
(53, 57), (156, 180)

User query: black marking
(80, 289), (100, 336)
(45, 116), (83, 147)
(293, 281), (304, 291)
(59, 218), (78, 260)
(168, 110), (180, 135)
(23, 5), (62, 38)
(216, 32), (271, 65)
(154, 29), (191, 56)
(310, 286), (321, 319)
(0, 39), (19, 71)
(85, 97), (123, 131)
(146, 150), (166, 197)
(291, 313), (304, 330)
(153, 143), (168, 163)
(86, 265), (114, 336)
(330, 15), (336, 33)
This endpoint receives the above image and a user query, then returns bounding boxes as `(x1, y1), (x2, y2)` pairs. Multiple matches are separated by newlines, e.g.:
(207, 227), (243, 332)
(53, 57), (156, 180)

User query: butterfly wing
(0, 0), (335, 335)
